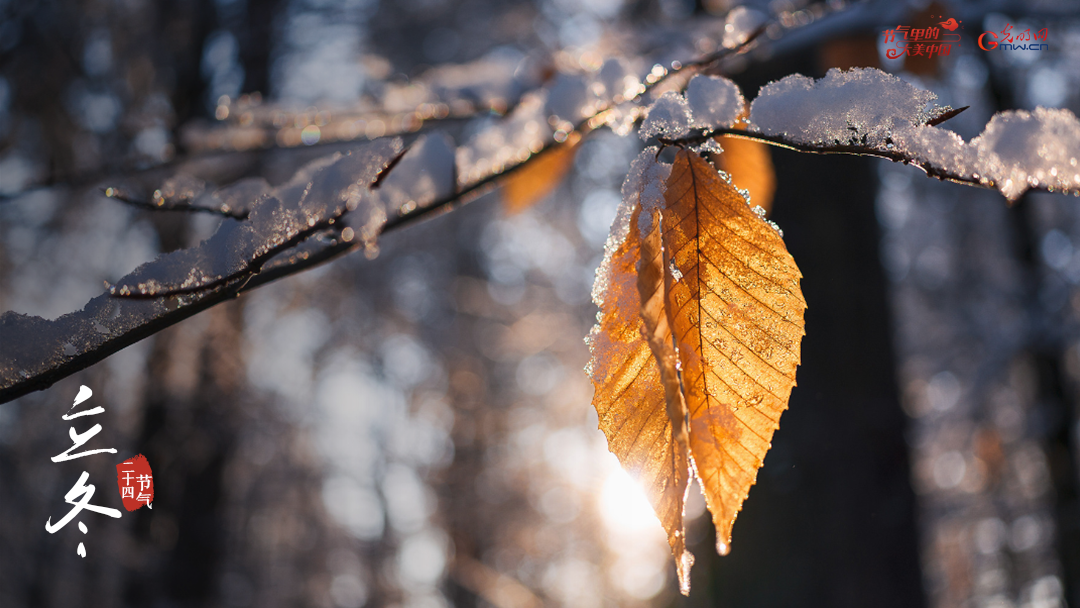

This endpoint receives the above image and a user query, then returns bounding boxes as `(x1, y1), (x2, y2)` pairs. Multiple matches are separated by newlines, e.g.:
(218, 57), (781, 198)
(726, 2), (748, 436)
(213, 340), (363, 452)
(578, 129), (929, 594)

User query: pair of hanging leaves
(588, 147), (805, 594)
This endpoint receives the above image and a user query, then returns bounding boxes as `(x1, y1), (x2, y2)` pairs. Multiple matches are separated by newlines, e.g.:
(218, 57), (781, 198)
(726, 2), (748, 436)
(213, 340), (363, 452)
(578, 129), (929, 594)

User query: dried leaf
(715, 132), (776, 215)
(661, 148), (805, 555)
(589, 147), (805, 594)
(501, 133), (581, 214)
(587, 151), (693, 592)
(635, 201), (694, 592)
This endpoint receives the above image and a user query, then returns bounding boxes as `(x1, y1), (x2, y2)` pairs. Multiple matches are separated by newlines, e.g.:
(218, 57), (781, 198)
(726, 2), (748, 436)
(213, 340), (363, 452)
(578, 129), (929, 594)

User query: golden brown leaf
(589, 148), (804, 594)
(501, 133), (581, 214)
(635, 202), (694, 591)
(661, 148), (805, 555)
(587, 152), (693, 592)
(715, 130), (776, 215)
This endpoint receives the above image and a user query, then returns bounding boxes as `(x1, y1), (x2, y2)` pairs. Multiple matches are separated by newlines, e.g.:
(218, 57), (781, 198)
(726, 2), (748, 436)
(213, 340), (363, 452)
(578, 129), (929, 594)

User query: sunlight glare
(598, 459), (662, 535)
(597, 456), (670, 600)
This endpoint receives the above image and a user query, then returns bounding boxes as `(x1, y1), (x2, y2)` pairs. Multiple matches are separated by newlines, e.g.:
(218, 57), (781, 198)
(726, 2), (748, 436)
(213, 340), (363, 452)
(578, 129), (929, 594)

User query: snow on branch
(0, 139), (404, 402)
(6, 10), (1076, 404)
(176, 0), (791, 158)
(104, 173), (265, 219)
(747, 68), (944, 147)
(653, 67), (1080, 201)
(109, 138), (404, 297)
(890, 108), (1080, 200)
(181, 51), (544, 154)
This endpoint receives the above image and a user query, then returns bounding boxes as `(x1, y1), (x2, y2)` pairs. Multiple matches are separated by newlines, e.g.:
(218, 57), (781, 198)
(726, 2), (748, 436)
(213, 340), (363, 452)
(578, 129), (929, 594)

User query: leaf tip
(677, 549), (695, 595)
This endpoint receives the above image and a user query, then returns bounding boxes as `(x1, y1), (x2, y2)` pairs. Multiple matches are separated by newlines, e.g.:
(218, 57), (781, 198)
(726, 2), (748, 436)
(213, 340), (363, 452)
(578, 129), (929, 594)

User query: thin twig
(638, 25), (767, 101)
(103, 187), (250, 220)
(926, 105), (969, 127)
(112, 147), (410, 298)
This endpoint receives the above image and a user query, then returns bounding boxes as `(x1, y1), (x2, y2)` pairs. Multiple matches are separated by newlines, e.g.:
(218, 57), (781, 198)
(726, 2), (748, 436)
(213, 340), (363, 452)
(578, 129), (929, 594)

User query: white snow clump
(685, 74), (745, 130)
(892, 107), (1080, 201)
(456, 91), (551, 185)
(639, 91), (692, 141)
(640, 76), (745, 140)
(722, 6), (768, 49)
(748, 67), (939, 147)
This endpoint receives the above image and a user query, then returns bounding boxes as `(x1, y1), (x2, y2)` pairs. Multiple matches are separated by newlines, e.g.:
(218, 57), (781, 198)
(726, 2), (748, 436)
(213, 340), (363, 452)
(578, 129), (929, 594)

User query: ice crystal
(456, 91), (551, 186)
(691, 139), (725, 155)
(592, 148), (671, 307)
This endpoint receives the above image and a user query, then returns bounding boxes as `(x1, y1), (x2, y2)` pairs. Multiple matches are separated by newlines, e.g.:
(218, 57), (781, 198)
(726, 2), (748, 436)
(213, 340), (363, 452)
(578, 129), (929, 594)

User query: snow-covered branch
(647, 68), (1080, 202)
(4, 4), (1079, 404)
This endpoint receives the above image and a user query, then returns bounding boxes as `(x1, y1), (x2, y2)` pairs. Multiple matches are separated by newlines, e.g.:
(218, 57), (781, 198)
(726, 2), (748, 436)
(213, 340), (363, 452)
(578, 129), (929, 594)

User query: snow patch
(685, 75), (745, 130)
(456, 91), (551, 186)
(893, 107), (1080, 200)
(722, 6), (767, 49)
(748, 67), (940, 148)
(639, 91), (692, 141)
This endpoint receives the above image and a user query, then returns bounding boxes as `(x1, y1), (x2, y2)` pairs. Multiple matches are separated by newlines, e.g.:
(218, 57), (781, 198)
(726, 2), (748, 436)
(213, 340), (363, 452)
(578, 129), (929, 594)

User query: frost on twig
(0, 139), (405, 401)
(105, 173), (268, 219)
(108, 138), (404, 297)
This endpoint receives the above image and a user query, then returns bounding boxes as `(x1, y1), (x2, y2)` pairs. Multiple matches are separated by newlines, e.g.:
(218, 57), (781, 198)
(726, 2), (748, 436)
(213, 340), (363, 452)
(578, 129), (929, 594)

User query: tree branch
(103, 187), (250, 220)
(662, 124), (1077, 199)
(3, 6), (1048, 403)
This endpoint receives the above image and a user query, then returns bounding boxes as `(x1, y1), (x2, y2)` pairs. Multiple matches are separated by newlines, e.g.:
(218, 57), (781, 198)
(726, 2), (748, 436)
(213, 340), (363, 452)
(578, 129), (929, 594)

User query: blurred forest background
(1, 0), (1079, 607)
